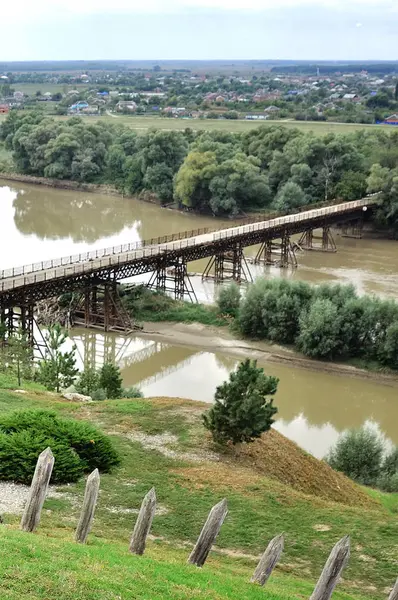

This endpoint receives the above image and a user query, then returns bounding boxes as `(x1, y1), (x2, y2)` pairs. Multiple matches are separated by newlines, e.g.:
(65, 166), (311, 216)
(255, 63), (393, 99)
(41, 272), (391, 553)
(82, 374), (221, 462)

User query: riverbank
(137, 320), (398, 385)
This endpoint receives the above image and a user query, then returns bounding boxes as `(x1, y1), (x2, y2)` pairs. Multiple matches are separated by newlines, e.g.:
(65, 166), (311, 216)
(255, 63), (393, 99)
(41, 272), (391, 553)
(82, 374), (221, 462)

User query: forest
(1, 111), (398, 227)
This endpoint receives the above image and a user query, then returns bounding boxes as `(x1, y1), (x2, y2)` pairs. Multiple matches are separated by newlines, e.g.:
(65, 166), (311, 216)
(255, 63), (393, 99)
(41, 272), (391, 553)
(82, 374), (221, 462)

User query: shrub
(382, 446), (398, 477)
(377, 472), (398, 493)
(122, 387), (144, 399)
(217, 282), (241, 317)
(326, 427), (384, 485)
(99, 363), (123, 399)
(0, 410), (120, 484)
(91, 388), (107, 401)
(203, 359), (278, 446)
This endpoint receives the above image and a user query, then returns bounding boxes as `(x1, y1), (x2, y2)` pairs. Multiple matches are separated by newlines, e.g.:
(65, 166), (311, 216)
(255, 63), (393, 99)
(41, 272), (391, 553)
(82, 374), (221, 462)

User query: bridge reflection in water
(69, 329), (398, 458)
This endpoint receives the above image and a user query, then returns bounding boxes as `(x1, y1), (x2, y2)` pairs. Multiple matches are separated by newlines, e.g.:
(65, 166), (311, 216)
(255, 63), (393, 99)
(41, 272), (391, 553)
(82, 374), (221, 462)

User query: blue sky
(2, 0), (397, 61)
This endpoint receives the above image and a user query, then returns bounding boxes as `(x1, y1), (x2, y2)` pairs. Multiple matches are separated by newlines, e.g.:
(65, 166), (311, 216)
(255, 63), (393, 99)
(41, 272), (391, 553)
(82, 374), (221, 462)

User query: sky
(1, 0), (397, 62)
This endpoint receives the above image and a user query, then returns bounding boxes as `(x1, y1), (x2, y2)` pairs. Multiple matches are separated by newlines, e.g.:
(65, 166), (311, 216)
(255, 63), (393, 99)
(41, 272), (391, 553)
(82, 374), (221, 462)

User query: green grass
(0, 388), (396, 599)
(0, 528), (363, 600)
(11, 83), (91, 95)
(0, 113), (383, 136)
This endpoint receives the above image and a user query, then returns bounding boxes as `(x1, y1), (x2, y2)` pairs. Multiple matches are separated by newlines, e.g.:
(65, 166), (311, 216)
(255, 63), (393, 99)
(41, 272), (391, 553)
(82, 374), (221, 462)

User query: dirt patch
(171, 463), (262, 493)
(126, 430), (219, 463)
(313, 524), (332, 532)
(0, 481), (78, 515)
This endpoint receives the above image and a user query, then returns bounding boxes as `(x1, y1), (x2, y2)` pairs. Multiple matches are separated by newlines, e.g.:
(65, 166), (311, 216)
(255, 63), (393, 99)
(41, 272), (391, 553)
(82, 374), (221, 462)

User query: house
(116, 101), (137, 112)
(0, 104), (9, 114)
(69, 101), (89, 113)
(264, 105), (280, 113)
(383, 114), (398, 124)
(215, 95), (225, 102)
(342, 94), (360, 102)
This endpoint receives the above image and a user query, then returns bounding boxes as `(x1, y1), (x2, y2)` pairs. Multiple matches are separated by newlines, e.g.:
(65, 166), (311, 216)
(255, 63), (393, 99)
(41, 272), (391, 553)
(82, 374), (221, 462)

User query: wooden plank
(75, 469), (100, 544)
(310, 536), (350, 600)
(251, 534), (284, 586)
(188, 499), (228, 567)
(389, 579), (398, 600)
(129, 487), (156, 555)
(20, 447), (54, 533)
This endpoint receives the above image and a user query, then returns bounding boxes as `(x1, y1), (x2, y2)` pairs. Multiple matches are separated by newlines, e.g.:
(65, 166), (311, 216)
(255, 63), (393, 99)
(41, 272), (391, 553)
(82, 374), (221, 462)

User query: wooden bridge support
(341, 219), (363, 239)
(0, 302), (48, 358)
(202, 243), (253, 284)
(298, 226), (337, 252)
(147, 257), (197, 302)
(254, 232), (298, 268)
(73, 281), (134, 333)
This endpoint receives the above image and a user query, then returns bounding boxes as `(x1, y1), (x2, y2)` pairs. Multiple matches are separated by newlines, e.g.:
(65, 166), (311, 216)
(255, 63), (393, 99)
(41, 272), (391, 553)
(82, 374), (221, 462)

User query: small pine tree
(203, 359), (278, 446)
(99, 363), (123, 399)
(36, 324), (78, 392)
(1, 328), (33, 387)
(76, 367), (100, 396)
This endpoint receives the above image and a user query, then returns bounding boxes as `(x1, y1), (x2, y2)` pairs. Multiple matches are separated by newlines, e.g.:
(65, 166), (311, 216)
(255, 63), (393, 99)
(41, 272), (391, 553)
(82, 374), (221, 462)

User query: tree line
(1, 111), (398, 225)
(219, 279), (398, 371)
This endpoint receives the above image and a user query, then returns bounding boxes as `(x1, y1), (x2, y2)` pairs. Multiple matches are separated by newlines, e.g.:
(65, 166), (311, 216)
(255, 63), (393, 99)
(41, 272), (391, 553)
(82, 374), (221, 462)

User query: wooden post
(75, 469), (100, 544)
(310, 536), (350, 600)
(20, 447), (54, 533)
(389, 579), (398, 600)
(251, 533), (284, 586)
(129, 487), (156, 555)
(188, 499), (228, 567)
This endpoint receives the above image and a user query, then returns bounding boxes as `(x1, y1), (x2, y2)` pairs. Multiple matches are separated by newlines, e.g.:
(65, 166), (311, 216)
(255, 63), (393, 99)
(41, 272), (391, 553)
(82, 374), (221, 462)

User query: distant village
(1, 66), (398, 125)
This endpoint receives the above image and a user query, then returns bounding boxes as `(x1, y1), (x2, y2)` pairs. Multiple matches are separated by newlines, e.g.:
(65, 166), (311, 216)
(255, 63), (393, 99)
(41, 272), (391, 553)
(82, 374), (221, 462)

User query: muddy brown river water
(1, 179), (398, 457)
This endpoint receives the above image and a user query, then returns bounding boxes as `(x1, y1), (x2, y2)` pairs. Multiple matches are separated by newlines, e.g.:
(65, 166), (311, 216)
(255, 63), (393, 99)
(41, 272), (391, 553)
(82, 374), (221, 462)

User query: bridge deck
(0, 197), (376, 294)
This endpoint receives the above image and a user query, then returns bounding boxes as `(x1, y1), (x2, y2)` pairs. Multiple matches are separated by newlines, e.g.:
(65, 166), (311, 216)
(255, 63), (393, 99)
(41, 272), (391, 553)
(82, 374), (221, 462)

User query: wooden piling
(129, 487), (157, 555)
(310, 536), (350, 600)
(20, 447), (55, 533)
(75, 469), (100, 544)
(389, 579), (398, 600)
(188, 499), (228, 567)
(251, 534), (284, 586)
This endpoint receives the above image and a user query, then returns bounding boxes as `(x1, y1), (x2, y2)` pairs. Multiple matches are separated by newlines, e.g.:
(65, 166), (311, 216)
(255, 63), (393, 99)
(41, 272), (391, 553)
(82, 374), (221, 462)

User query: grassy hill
(0, 387), (396, 599)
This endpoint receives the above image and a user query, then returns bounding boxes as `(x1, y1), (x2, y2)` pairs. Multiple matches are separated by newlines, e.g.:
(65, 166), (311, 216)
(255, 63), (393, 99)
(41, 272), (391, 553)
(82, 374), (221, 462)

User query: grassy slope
(0, 112), (383, 136)
(0, 388), (396, 599)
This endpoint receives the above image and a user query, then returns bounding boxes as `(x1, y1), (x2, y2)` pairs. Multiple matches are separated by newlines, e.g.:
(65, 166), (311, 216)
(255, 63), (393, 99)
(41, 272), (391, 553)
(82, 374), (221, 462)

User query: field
(0, 384), (396, 599)
(11, 83), (91, 95)
(0, 112), (382, 136)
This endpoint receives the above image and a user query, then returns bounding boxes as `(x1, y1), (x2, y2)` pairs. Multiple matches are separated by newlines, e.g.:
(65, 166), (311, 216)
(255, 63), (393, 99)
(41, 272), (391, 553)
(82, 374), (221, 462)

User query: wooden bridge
(0, 196), (378, 344)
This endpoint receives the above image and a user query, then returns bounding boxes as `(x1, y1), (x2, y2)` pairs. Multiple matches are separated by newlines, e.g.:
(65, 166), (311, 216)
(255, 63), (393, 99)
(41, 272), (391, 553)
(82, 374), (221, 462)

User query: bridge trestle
(202, 242), (253, 284)
(147, 257), (197, 302)
(297, 226), (337, 253)
(254, 231), (298, 268)
(72, 281), (134, 333)
(0, 302), (48, 358)
(341, 219), (364, 239)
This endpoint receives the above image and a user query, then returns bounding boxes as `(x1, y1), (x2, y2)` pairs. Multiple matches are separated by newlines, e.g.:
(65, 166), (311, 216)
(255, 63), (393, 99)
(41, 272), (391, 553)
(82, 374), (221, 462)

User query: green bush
(378, 472), (398, 493)
(326, 427), (384, 486)
(91, 388), (107, 401)
(122, 387), (144, 399)
(76, 367), (100, 396)
(0, 410), (120, 484)
(217, 282), (241, 317)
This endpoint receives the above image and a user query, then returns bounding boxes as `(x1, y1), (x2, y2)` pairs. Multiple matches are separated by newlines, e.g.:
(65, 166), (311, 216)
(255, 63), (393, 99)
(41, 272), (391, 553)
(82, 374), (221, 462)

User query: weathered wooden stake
(310, 536), (350, 600)
(251, 533), (284, 586)
(129, 487), (156, 555)
(388, 579), (398, 600)
(75, 469), (100, 544)
(188, 498), (228, 567)
(20, 447), (55, 533)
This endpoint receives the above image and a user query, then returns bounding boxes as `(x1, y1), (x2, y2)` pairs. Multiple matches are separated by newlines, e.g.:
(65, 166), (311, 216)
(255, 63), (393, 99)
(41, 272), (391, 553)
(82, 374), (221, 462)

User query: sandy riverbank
(138, 320), (398, 386)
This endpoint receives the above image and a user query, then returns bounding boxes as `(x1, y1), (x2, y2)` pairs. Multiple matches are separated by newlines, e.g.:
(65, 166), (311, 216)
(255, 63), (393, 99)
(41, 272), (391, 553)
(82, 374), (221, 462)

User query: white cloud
(1, 0), (393, 19)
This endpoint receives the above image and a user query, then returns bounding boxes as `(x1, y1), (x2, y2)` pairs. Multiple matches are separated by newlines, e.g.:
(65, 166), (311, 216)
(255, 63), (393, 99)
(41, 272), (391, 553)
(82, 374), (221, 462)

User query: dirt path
(138, 321), (398, 386)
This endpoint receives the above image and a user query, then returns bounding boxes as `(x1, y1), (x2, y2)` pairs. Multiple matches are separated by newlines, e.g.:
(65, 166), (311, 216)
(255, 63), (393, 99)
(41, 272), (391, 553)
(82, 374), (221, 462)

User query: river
(1, 179), (398, 458)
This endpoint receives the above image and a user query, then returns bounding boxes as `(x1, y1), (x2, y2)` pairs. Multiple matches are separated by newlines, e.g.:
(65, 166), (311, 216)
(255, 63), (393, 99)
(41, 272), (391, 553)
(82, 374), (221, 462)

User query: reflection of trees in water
(13, 188), (140, 243)
(214, 353), (238, 374)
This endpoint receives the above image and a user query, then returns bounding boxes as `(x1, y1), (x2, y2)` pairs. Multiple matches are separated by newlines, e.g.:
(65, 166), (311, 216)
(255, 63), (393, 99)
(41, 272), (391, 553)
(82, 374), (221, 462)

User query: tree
(327, 427), (384, 486)
(217, 282), (241, 317)
(76, 367), (100, 396)
(297, 298), (343, 359)
(203, 359), (278, 446)
(36, 325), (78, 392)
(99, 363), (123, 399)
(335, 170), (367, 201)
(273, 181), (307, 212)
